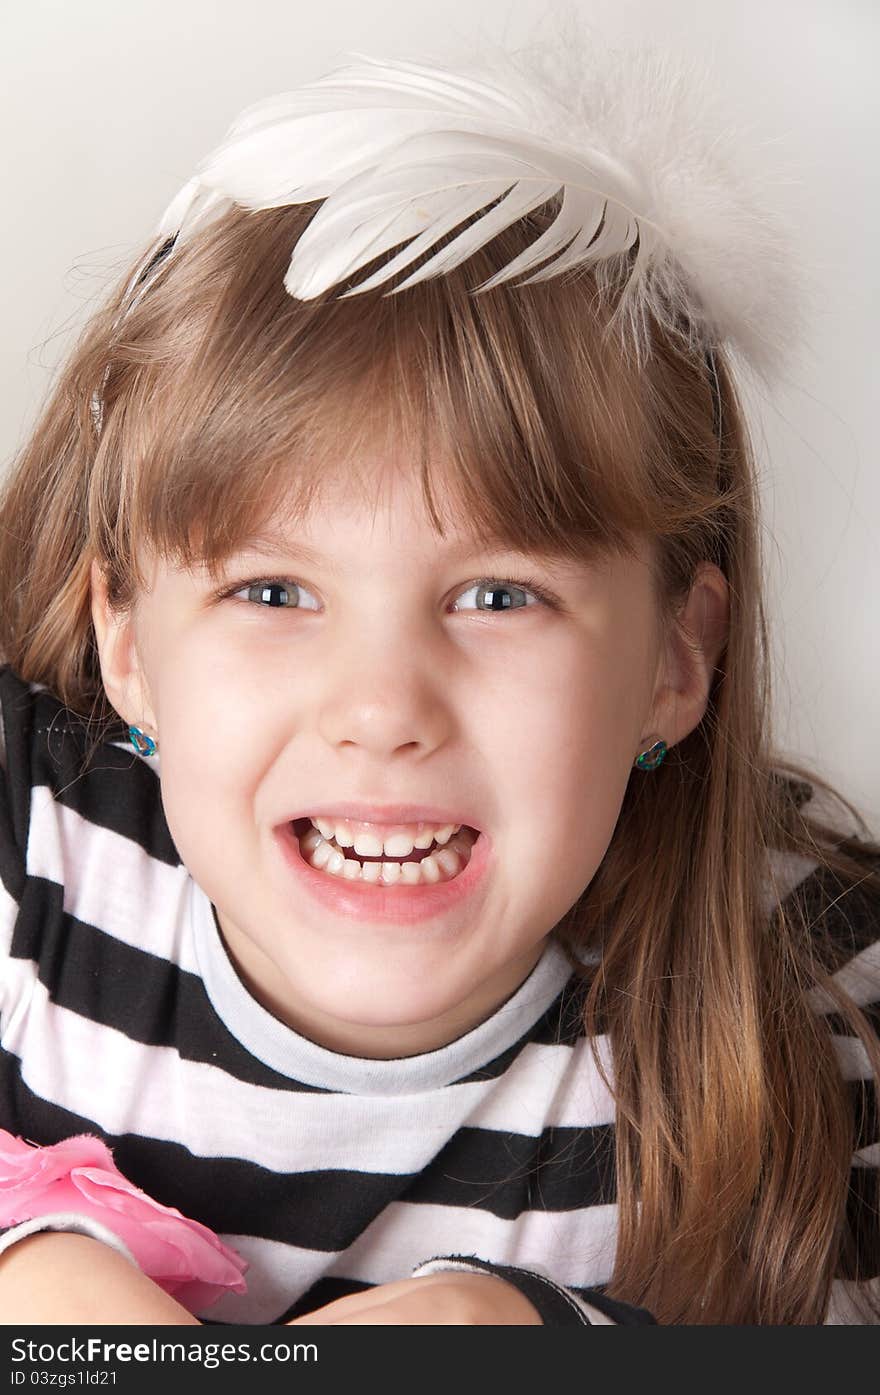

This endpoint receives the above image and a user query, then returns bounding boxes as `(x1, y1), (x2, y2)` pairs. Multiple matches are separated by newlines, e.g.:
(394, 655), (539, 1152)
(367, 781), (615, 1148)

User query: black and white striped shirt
(0, 664), (877, 1324)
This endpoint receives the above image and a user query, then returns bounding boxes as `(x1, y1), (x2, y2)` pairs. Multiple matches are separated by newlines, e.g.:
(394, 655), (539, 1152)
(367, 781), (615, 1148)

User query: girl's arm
(0, 1231), (200, 1324)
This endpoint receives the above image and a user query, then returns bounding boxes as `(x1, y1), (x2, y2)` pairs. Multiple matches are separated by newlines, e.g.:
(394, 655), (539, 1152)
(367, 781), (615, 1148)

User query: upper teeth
(308, 817), (461, 858)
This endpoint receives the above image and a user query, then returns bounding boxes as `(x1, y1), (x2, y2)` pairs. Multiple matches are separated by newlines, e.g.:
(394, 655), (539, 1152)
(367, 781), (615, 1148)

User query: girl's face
(92, 456), (709, 1059)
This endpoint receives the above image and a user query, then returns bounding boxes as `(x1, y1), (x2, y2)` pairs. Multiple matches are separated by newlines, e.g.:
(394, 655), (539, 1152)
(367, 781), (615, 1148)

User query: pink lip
(281, 802), (483, 830)
(274, 821), (492, 926)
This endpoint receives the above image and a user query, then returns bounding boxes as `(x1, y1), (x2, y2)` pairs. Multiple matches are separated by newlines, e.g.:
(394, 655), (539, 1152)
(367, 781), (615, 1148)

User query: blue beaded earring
(634, 738), (667, 770)
(128, 725), (157, 757)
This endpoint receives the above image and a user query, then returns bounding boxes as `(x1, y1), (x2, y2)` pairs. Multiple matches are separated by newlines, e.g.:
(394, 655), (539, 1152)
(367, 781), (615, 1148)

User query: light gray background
(3, 0), (878, 832)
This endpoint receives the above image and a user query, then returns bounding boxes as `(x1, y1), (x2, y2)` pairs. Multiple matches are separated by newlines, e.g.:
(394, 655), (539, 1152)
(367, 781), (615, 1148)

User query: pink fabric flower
(0, 1129), (248, 1312)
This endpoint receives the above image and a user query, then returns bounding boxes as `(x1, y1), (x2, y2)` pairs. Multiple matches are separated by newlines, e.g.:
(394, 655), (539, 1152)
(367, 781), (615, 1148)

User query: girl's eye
(225, 580), (319, 610)
(452, 577), (555, 612)
(219, 575), (558, 612)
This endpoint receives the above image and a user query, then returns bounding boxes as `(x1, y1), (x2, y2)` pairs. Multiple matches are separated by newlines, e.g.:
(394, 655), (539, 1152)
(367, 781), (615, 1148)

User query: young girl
(1, 27), (878, 1326)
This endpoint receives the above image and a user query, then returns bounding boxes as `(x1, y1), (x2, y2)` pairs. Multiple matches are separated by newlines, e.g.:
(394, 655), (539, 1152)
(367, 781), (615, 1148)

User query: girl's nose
(314, 628), (453, 758)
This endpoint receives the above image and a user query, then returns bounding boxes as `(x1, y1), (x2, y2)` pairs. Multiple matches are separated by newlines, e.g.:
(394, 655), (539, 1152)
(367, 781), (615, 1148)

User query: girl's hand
(287, 1271), (543, 1325)
(0, 1232), (201, 1324)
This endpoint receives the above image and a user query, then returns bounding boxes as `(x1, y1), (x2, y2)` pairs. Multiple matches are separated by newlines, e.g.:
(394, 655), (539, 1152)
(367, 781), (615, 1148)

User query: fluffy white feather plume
(137, 28), (802, 381)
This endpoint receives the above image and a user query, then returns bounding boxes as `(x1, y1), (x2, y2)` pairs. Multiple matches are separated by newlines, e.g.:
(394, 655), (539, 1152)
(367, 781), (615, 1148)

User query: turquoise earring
(634, 738), (667, 770)
(128, 725), (157, 757)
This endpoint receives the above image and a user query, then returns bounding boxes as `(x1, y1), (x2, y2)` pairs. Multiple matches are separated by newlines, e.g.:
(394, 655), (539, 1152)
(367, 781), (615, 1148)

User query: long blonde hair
(2, 202), (878, 1322)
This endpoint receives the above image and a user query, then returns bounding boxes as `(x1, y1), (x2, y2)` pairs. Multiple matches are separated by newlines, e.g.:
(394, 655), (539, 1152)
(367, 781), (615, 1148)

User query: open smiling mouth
(291, 817), (480, 887)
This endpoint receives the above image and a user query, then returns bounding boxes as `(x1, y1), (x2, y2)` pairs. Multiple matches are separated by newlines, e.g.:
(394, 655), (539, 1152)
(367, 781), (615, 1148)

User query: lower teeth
(297, 827), (474, 885)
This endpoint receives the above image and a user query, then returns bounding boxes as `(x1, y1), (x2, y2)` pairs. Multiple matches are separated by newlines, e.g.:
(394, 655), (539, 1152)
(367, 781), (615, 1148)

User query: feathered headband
(92, 32), (801, 433)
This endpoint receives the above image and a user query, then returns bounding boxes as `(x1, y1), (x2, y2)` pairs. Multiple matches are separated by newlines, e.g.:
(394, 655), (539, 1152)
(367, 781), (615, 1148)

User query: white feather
(146, 25), (803, 380)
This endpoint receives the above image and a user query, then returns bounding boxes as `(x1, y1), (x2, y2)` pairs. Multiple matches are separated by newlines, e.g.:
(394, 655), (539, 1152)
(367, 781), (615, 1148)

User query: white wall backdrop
(2, 0), (878, 831)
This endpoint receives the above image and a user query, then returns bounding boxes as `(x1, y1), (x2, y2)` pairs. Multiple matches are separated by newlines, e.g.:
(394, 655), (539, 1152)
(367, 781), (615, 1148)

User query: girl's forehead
(231, 460), (490, 553)
(255, 489), (478, 550)
(242, 454), (604, 548)
(239, 491), (600, 568)
(192, 514), (647, 599)
(250, 464), (653, 569)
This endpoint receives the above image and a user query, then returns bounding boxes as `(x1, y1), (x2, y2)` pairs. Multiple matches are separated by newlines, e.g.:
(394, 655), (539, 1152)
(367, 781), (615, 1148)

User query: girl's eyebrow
(236, 533), (326, 566)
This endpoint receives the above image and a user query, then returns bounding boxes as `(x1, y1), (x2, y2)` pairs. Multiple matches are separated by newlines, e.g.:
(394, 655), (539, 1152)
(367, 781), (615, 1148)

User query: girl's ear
(647, 561), (730, 753)
(89, 558), (158, 736)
